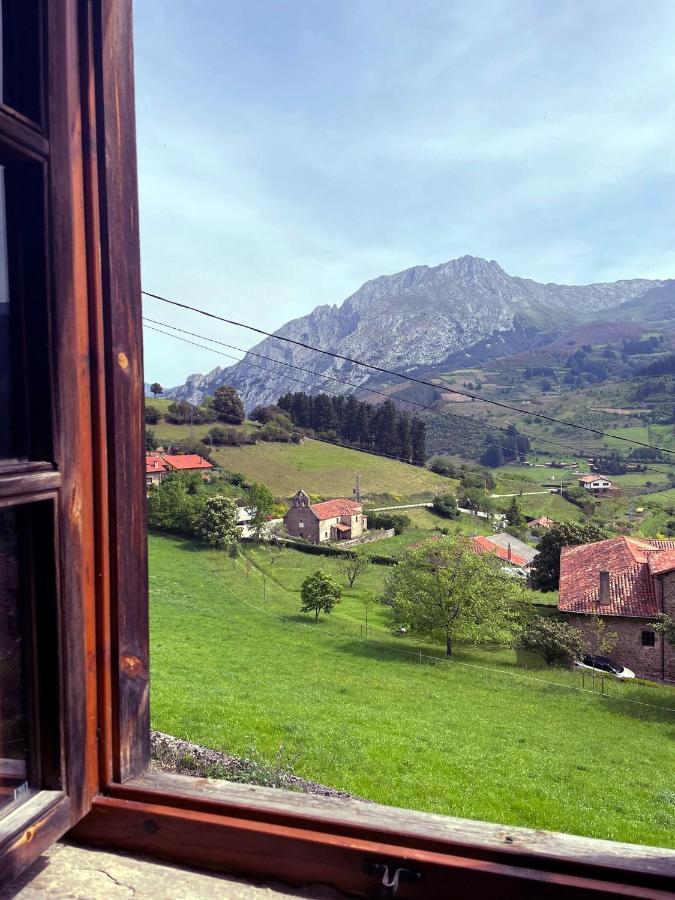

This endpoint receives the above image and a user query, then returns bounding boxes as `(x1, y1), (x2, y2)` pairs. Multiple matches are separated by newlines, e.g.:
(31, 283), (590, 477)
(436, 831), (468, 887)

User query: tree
(194, 495), (240, 554)
(145, 405), (161, 424)
(150, 382), (163, 397)
(207, 425), (231, 446)
(212, 385), (245, 424)
(529, 522), (606, 592)
(145, 427), (158, 451)
(385, 535), (527, 656)
(462, 487), (494, 517)
(300, 570), (342, 620)
(432, 494), (459, 519)
(147, 472), (206, 535)
(248, 481), (275, 540)
(516, 617), (585, 666)
(585, 617), (618, 660)
(480, 443), (503, 468)
(411, 418), (427, 464)
(505, 497), (525, 528)
(650, 613), (675, 646)
(339, 548), (370, 588)
(267, 522), (288, 565)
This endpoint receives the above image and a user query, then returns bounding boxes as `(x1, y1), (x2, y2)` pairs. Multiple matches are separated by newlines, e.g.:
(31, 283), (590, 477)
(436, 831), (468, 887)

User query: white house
(578, 474), (613, 496)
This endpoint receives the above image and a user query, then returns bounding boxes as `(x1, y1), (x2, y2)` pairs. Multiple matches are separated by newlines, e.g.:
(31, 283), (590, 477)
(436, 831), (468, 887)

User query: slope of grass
(205, 438), (453, 501)
(150, 534), (675, 849)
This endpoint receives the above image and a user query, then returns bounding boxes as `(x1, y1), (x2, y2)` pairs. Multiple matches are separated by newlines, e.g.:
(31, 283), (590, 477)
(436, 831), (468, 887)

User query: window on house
(641, 631), (656, 647)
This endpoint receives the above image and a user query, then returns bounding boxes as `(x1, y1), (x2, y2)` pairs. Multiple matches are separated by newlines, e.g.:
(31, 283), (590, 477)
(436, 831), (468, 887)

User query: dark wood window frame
(1, 2), (674, 895)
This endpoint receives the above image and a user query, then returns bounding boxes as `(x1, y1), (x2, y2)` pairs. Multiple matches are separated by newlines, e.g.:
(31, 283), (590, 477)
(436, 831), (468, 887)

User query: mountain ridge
(161, 255), (671, 409)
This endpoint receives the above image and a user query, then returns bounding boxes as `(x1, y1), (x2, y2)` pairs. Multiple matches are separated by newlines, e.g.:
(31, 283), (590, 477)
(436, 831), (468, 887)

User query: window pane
(0, 1), (41, 123)
(0, 506), (30, 813)
(0, 165), (11, 457)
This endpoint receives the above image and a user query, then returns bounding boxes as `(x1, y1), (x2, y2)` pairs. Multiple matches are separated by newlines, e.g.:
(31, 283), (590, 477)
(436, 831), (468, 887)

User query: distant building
(160, 454), (214, 479)
(284, 489), (367, 544)
(471, 534), (534, 570)
(559, 536), (675, 681)
(528, 515), (555, 529)
(145, 453), (213, 488)
(578, 474), (613, 495)
(145, 455), (169, 487)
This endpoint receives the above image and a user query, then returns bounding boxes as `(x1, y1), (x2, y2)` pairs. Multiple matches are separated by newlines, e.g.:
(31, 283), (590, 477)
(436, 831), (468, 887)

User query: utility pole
(190, 406), (194, 441)
(353, 474), (362, 503)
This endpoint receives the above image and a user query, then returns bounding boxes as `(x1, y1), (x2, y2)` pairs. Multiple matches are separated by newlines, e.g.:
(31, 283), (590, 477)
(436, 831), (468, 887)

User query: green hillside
(149, 534), (675, 848)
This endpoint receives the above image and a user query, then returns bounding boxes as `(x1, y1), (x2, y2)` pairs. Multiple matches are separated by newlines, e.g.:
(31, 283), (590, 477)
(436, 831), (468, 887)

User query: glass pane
(0, 1), (41, 123)
(0, 165), (10, 457)
(0, 506), (29, 812)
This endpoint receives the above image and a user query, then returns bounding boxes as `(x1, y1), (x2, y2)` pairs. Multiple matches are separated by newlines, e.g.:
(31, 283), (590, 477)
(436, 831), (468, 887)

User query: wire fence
(210, 554), (675, 715)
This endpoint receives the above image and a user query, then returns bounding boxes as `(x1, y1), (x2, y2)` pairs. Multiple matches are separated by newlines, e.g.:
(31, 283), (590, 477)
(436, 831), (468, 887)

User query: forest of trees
(277, 392), (427, 464)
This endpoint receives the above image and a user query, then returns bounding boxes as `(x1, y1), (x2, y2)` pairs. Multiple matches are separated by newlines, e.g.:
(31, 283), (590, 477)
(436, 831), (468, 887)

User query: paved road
(369, 502), (502, 522)
(490, 490), (554, 498)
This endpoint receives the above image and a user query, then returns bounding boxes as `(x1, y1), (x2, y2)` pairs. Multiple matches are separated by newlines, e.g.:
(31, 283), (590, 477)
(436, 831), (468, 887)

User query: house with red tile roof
(145, 453), (213, 488)
(559, 536), (675, 680)
(145, 455), (169, 487)
(471, 535), (530, 569)
(528, 515), (555, 529)
(577, 473), (613, 495)
(284, 489), (367, 543)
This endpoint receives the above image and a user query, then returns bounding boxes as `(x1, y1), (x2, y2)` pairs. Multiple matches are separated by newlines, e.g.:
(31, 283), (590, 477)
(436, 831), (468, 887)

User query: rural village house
(471, 534), (536, 572)
(528, 515), (555, 529)
(284, 489), (367, 543)
(578, 473), (613, 495)
(145, 453), (213, 487)
(559, 536), (675, 681)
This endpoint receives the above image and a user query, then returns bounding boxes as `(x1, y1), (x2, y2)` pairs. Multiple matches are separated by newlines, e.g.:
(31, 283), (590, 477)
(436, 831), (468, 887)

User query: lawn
(149, 533), (675, 849)
(204, 437), (453, 501)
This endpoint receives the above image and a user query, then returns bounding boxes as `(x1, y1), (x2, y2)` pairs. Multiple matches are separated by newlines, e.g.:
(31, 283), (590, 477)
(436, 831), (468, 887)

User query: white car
(573, 655), (635, 680)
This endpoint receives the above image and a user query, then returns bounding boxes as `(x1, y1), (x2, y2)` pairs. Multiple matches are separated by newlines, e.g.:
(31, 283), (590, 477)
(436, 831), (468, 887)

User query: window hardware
(367, 861), (422, 897)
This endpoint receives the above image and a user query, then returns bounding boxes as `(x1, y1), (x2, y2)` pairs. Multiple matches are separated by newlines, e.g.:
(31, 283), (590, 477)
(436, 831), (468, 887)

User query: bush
(145, 405), (162, 424)
(365, 511), (411, 534)
(432, 494), (459, 519)
(260, 422), (293, 442)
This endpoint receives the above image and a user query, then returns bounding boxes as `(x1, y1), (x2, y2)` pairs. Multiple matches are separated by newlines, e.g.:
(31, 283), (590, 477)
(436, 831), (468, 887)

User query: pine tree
(411, 418), (427, 464)
(397, 413), (412, 461)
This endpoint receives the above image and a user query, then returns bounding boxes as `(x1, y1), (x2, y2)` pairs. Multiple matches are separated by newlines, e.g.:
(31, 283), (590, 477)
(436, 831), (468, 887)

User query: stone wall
(340, 528), (395, 548)
(568, 614), (672, 681)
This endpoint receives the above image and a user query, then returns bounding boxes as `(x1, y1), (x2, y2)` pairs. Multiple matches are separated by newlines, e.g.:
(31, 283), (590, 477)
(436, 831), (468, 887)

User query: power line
(142, 289), (674, 456)
(143, 316), (593, 458)
(143, 320), (594, 462)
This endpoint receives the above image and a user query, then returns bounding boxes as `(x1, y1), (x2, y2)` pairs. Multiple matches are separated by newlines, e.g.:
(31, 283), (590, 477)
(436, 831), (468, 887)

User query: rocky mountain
(164, 255), (671, 409)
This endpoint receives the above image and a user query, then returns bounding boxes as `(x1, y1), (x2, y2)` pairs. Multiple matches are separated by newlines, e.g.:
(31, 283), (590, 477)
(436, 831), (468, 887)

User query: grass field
(203, 438), (453, 501)
(149, 533), (675, 848)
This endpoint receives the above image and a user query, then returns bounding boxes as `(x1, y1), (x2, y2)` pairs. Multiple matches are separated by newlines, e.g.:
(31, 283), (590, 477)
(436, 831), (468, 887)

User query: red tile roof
(309, 498), (362, 520)
(559, 537), (675, 618)
(472, 535), (528, 567)
(145, 456), (169, 474)
(649, 549), (675, 576)
(333, 523), (351, 532)
(160, 454), (213, 471)
(578, 474), (611, 484)
(529, 516), (554, 527)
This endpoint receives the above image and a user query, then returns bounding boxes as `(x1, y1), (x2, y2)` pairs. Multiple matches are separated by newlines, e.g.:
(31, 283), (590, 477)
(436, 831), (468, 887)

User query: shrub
(365, 511), (411, 534)
(432, 494), (459, 519)
(145, 405), (162, 424)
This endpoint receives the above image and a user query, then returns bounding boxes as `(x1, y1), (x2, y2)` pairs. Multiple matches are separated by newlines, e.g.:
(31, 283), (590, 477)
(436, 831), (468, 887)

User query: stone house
(284, 490), (367, 544)
(558, 536), (675, 681)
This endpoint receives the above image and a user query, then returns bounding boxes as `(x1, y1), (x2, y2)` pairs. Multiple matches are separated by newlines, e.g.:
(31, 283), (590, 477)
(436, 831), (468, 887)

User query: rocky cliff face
(164, 256), (666, 408)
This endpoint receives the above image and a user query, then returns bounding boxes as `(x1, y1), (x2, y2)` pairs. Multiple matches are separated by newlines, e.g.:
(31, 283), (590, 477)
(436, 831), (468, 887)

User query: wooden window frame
(1, 2), (674, 895)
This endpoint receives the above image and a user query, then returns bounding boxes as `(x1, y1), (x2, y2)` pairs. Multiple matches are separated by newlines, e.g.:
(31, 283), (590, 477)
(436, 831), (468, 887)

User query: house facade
(578, 474), (613, 495)
(145, 455), (169, 487)
(559, 536), (675, 681)
(284, 490), (367, 543)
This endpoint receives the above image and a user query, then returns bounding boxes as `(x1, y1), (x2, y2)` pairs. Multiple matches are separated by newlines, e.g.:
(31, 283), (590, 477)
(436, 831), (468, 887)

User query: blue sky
(135, 0), (675, 386)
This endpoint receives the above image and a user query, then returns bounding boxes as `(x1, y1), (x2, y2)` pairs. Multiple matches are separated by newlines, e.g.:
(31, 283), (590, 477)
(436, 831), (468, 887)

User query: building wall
(284, 507), (320, 543)
(659, 571), (675, 682)
(568, 614), (672, 681)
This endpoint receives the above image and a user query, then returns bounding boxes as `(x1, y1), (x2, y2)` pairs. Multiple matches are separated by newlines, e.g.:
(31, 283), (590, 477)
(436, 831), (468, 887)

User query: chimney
(599, 571), (610, 606)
